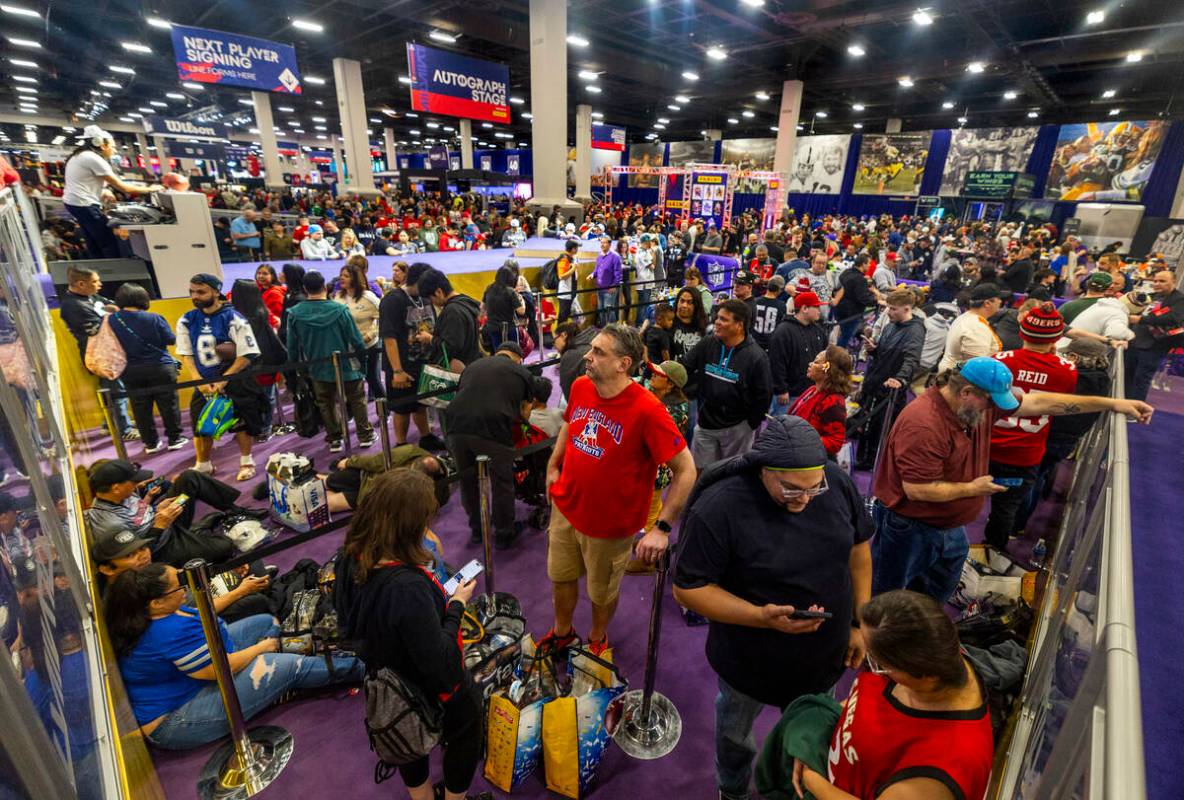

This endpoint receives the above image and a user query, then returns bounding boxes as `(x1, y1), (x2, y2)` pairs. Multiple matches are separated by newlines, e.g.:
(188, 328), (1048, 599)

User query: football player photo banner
(667, 140), (716, 166)
(627, 143), (663, 188)
(853, 132), (933, 195)
(1045, 120), (1168, 202)
(786, 134), (851, 195)
(940, 127), (1039, 196)
(720, 138), (777, 194)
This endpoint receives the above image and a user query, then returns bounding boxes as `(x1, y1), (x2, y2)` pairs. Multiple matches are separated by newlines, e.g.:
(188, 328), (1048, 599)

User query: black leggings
(398, 683), (484, 794)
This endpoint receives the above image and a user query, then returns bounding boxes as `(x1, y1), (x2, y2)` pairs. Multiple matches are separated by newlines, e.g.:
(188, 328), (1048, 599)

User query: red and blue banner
(171, 25), (303, 94)
(591, 124), (625, 152)
(406, 43), (510, 124)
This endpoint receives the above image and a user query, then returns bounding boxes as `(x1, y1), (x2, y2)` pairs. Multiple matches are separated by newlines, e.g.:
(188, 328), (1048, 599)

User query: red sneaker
(536, 627), (580, 655)
(587, 636), (609, 657)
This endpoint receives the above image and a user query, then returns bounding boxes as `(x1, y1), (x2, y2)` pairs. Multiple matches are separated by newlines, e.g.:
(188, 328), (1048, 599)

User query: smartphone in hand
(443, 559), (484, 594)
(789, 609), (833, 620)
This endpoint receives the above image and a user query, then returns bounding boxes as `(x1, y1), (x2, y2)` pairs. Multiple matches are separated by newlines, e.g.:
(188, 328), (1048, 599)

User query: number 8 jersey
(990, 349), (1078, 467)
(175, 306), (261, 381)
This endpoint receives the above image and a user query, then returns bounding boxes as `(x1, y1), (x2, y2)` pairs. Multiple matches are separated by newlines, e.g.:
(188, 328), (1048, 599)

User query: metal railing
(997, 357), (1145, 799)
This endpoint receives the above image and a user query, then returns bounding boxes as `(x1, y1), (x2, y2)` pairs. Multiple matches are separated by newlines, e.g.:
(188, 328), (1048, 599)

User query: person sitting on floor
(84, 459), (264, 568)
(105, 562), (362, 750)
(317, 443), (447, 513)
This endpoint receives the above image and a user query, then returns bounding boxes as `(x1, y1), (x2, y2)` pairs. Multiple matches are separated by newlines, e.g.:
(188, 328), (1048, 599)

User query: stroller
(512, 419), (554, 530)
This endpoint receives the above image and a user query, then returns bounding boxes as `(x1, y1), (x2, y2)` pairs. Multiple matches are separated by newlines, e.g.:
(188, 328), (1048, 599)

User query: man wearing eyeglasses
(872, 356), (1154, 603)
(674, 416), (873, 800)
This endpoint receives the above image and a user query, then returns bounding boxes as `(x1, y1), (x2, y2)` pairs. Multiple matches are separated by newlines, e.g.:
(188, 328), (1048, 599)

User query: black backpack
(539, 256), (560, 290)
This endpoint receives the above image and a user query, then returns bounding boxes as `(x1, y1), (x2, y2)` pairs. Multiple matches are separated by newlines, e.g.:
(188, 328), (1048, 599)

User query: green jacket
(342, 444), (431, 507)
(755, 693), (842, 800)
(285, 298), (365, 382)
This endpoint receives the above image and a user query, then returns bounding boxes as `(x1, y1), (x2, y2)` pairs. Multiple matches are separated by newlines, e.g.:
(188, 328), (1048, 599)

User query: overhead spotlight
(1, 4), (40, 18)
(149, 100), (167, 107)
(238, 99), (254, 106)
(1102, 88), (1117, 98)
(98, 80), (122, 89)
(1109, 108), (1121, 116)
(509, 96), (525, 104)
(941, 100), (955, 109)
(667, 104), (681, 111)
(727, 117), (739, 124)
(770, 126), (778, 132)
(912, 8), (934, 25)
(740, 0), (765, 6)
(1125, 51), (1143, 63)
(590, 111), (603, 118)
(577, 70), (598, 81)
(181, 82), (204, 90)
(706, 45), (727, 60)
(966, 61), (985, 73)
(109, 65), (136, 75)
(5, 37), (41, 48)
(813, 110), (827, 118)
(657, 117), (670, 124)
(852, 103), (865, 111)
(1086, 10), (1105, 25)
(681, 71), (699, 81)
(398, 76), (412, 85)
(166, 92), (185, 99)
(847, 44), (866, 57)
(428, 30), (457, 44)
(121, 41), (152, 54)
(898, 76), (914, 88)
(146, 15), (171, 29)
(1003, 90), (1017, 100)
(305, 75), (326, 84)
(653, 123), (666, 129)
(11, 75), (35, 83)
(7, 58), (37, 68)
(523, 112), (534, 119)
(585, 85), (601, 93)
(292, 19), (324, 32)
(957, 116), (968, 124)
(755, 91), (770, 101)
(481, 122), (492, 128)
(853, 123), (863, 129)
(1027, 110), (1039, 118)
(566, 34), (590, 47)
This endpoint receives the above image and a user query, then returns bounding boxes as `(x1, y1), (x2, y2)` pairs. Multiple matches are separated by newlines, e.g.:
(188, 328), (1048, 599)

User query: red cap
(794, 291), (822, 308)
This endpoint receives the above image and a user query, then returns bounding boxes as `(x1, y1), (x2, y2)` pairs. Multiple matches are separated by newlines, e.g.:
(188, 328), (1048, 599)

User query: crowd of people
(14, 178), (1181, 800)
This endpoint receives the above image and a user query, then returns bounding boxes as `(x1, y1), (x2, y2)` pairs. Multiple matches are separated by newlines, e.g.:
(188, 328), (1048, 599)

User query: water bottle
(1031, 538), (1047, 570)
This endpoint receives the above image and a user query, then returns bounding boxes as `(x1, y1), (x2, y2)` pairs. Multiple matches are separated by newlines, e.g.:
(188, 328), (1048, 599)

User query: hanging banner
(170, 25), (302, 93)
(427, 146), (449, 170)
(480, 155), (492, 171)
(787, 134), (851, 195)
(852, 132), (933, 195)
(164, 139), (227, 161)
(940, 127), (1039, 196)
(507, 153), (520, 176)
(142, 115), (229, 141)
(688, 172), (727, 229)
(720, 138), (777, 193)
(592, 125), (626, 152)
(1045, 120), (1168, 202)
(668, 140), (715, 166)
(449, 156), (461, 170)
(406, 43), (510, 124)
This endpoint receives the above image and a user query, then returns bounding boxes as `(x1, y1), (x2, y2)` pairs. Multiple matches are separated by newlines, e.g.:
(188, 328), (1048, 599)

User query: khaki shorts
(547, 503), (635, 606)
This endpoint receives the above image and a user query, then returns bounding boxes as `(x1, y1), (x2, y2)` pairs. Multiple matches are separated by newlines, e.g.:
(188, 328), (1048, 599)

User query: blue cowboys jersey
(175, 306), (260, 380)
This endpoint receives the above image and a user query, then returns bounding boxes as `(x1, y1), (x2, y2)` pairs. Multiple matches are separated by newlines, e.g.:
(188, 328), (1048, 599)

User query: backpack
(539, 256), (560, 290)
(364, 666), (444, 770)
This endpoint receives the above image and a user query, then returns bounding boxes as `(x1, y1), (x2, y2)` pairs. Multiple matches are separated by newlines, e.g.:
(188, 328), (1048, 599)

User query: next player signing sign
(171, 25), (303, 94)
(406, 43), (510, 124)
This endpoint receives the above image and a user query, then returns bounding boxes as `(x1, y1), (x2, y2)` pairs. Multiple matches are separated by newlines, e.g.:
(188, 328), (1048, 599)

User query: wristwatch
(654, 519), (672, 534)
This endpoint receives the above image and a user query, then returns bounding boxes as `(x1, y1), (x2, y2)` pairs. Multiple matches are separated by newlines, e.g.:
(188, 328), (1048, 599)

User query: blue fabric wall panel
(1025, 124), (1061, 199)
(1141, 121), (1184, 217)
(919, 129), (951, 197)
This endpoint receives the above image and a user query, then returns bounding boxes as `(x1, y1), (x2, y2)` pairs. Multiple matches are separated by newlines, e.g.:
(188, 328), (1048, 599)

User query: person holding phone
(673, 417), (873, 800)
(335, 469), (491, 800)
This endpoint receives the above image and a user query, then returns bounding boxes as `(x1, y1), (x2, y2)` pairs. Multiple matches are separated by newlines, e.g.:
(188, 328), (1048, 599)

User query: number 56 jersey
(990, 348), (1078, 467)
(175, 306), (260, 381)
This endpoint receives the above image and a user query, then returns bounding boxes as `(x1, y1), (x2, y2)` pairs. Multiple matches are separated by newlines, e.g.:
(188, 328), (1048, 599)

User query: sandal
(236, 464), (257, 482)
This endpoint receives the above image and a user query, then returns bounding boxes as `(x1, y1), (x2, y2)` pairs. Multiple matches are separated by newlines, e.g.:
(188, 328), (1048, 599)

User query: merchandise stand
(601, 163), (783, 230)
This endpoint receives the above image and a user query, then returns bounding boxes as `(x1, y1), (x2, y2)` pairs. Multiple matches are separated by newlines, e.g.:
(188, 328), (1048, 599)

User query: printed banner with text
(592, 125), (626, 152)
(406, 43), (510, 124)
(171, 25), (302, 93)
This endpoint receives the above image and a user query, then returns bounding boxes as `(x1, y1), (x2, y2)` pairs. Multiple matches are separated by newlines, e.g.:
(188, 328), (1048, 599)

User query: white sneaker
(328, 440), (344, 453)
(167, 437), (189, 451)
(357, 432), (378, 447)
(143, 441), (166, 455)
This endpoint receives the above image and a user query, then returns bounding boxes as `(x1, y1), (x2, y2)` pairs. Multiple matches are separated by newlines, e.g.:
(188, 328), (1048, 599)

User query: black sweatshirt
(335, 554), (467, 699)
(432, 294), (482, 366)
(59, 291), (110, 359)
(768, 316), (829, 397)
(683, 334), (772, 430)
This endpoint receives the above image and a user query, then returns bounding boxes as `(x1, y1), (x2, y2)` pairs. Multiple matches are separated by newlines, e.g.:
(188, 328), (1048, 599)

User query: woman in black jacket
(278, 263), (307, 343)
(335, 470), (488, 800)
(231, 279), (287, 439)
(481, 265), (525, 353)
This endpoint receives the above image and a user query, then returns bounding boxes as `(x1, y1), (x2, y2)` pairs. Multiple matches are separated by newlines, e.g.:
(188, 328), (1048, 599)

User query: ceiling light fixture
(1109, 108), (1121, 116)
(149, 100), (166, 107)
(293, 19), (324, 32)
(7, 58), (37, 68)
(509, 96), (525, 104)
(755, 91), (770, 101)
(853, 123), (863, 129)
(428, 30), (457, 44)
(305, 75), (326, 84)
(966, 61), (985, 73)
(585, 85), (601, 93)
(727, 117), (739, 124)
(5, 37), (41, 48)
(740, 0), (765, 6)
(814, 110), (827, 118)
(657, 117), (670, 124)
(1027, 110), (1039, 118)
(137, 106), (154, 113)
(1086, 10), (1105, 25)
(912, 8), (934, 26)
(653, 123), (666, 129)
(577, 70), (598, 81)
(898, 76), (914, 88)
(238, 98), (254, 106)
(98, 80), (121, 89)
(109, 65), (136, 75)
(121, 41), (152, 54)
(566, 34), (589, 47)
(674, 95), (690, 104)
(847, 44), (866, 57)
(591, 111), (603, 118)
(312, 115), (326, 122)
(278, 105), (294, 112)
(682, 71), (699, 81)
(146, 15), (171, 29)
(181, 82), (204, 90)
(426, 122), (440, 128)
(523, 112), (534, 119)
(481, 122), (492, 128)
(166, 92), (185, 99)
(706, 45), (727, 60)
(769, 126), (778, 132)
(852, 103), (865, 111)
(11, 75), (35, 83)
(667, 104), (680, 111)
(1125, 51), (1143, 63)
(398, 76), (412, 85)
(1, 4), (40, 18)
(941, 100), (955, 109)
(1102, 88), (1117, 98)
(742, 110), (755, 118)
(957, 116), (968, 124)
(1003, 90), (1018, 100)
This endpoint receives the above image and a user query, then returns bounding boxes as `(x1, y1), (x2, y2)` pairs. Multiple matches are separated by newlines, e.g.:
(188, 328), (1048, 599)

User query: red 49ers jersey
(990, 349), (1078, 467)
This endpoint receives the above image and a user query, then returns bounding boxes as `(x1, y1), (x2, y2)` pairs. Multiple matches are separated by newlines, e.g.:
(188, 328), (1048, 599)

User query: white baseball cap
(80, 124), (114, 144)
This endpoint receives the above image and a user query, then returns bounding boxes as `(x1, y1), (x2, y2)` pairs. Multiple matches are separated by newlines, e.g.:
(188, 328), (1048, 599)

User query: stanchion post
(476, 454), (496, 601)
(184, 558), (293, 798)
(97, 388), (128, 461)
(376, 397), (393, 470)
(331, 351), (351, 453)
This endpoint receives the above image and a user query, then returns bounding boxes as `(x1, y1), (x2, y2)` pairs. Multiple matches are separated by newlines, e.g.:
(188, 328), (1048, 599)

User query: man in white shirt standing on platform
(938, 284), (1004, 371)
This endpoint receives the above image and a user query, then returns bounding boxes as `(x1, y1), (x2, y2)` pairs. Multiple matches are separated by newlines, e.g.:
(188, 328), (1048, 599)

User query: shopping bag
(266, 452), (331, 532)
(84, 316), (127, 380)
(484, 636), (557, 793)
(541, 648), (628, 798)
(416, 344), (459, 408)
(195, 393), (237, 438)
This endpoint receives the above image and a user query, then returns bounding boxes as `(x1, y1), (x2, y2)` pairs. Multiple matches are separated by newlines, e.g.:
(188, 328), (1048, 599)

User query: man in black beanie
(674, 416), (873, 800)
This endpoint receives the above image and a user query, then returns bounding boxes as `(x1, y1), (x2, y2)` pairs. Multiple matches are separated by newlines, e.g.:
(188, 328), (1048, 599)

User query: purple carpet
(74, 375), (1098, 799)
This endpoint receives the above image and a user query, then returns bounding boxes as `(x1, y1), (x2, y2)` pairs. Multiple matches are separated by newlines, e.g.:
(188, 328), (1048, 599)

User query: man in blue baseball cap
(870, 356), (1153, 602)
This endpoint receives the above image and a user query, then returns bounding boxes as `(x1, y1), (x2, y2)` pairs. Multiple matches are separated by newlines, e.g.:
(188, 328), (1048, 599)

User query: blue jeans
(99, 376), (133, 436)
(65, 202), (120, 258)
(597, 289), (618, 324)
(145, 614), (362, 750)
(871, 503), (968, 602)
(715, 677), (768, 799)
(635, 288), (653, 326)
(837, 314), (863, 351)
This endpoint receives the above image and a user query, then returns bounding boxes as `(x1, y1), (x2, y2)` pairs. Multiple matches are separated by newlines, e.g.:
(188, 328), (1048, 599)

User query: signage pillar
(459, 119), (474, 169)
(772, 80), (803, 187)
(383, 127), (398, 173)
(886, 118), (902, 133)
(705, 129), (722, 142)
(575, 104), (592, 202)
(332, 57), (380, 196)
(528, 0), (581, 221)
(251, 91), (287, 189)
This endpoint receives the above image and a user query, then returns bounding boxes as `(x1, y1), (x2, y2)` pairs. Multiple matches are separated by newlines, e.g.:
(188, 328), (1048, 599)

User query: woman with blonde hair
(334, 258), (383, 399)
(338, 227), (366, 258)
